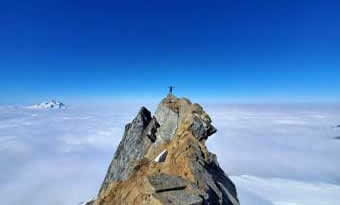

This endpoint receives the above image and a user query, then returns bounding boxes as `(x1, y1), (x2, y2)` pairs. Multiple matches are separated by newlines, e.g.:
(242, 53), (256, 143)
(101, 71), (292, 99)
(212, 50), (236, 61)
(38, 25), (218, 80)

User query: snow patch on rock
(154, 150), (168, 162)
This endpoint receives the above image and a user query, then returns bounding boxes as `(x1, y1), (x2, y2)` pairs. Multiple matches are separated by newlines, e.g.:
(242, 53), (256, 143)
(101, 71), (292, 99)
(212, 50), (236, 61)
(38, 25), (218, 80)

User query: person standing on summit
(168, 86), (174, 96)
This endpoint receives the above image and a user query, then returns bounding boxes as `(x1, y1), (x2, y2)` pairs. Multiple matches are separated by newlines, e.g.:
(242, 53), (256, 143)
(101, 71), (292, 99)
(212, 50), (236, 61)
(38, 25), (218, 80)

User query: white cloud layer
(0, 103), (339, 205)
(232, 175), (340, 205)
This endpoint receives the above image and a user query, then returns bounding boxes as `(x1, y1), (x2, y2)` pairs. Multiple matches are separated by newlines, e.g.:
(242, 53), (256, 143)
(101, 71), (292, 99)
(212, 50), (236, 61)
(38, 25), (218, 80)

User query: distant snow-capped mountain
(28, 100), (66, 109)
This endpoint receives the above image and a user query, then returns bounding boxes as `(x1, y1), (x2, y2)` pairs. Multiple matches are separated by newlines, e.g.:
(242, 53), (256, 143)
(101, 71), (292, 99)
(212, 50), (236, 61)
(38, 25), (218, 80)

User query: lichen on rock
(87, 95), (239, 205)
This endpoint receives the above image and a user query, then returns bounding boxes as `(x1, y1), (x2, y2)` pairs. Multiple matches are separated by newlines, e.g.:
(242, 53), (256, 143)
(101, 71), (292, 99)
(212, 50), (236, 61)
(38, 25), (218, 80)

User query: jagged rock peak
(154, 95), (217, 143)
(87, 95), (239, 205)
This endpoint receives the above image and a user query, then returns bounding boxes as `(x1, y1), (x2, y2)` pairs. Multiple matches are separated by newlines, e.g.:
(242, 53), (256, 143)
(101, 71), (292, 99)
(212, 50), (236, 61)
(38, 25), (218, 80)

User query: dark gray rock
(154, 102), (179, 143)
(191, 116), (217, 141)
(149, 174), (204, 205)
(154, 190), (204, 205)
(334, 136), (340, 140)
(189, 143), (239, 205)
(98, 107), (154, 195)
(148, 174), (188, 193)
(336, 125), (340, 128)
(145, 117), (160, 142)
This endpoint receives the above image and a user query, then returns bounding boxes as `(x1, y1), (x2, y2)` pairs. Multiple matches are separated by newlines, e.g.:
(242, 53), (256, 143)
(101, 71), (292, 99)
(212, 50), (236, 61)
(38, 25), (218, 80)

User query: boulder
(191, 115), (217, 141)
(154, 98), (179, 143)
(154, 189), (203, 205)
(145, 117), (160, 142)
(148, 174), (188, 192)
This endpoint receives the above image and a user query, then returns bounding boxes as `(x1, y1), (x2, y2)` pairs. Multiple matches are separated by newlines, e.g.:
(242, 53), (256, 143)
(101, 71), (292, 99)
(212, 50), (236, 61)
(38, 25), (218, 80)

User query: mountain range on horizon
(27, 100), (66, 109)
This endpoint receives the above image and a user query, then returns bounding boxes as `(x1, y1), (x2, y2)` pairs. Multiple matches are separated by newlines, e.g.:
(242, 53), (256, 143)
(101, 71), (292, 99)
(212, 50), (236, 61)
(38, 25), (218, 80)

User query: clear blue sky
(1, 0), (339, 104)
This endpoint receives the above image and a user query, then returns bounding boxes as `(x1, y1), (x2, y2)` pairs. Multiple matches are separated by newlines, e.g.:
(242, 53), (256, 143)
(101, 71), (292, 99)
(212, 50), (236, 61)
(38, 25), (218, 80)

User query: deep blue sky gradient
(1, 0), (340, 104)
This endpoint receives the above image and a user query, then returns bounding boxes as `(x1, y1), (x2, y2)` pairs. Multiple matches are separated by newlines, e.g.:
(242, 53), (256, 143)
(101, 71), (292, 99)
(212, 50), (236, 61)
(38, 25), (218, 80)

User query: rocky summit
(85, 95), (239, 205)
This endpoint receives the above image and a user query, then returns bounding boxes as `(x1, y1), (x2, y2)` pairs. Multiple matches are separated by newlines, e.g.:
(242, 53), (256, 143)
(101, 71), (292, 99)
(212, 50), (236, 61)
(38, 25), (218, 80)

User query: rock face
(90, 95), (239, 205)
(99, 107), (154, 193)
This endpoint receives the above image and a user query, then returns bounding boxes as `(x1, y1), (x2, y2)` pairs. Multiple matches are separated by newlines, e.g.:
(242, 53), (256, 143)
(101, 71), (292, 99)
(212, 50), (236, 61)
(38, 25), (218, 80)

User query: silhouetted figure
(168, 86), (175, 96)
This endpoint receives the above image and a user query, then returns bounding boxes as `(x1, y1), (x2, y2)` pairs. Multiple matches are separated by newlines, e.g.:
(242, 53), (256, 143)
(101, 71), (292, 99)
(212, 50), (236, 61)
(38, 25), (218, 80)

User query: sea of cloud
(204, 104), (340, 205)
(0, 102), (339, 205)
